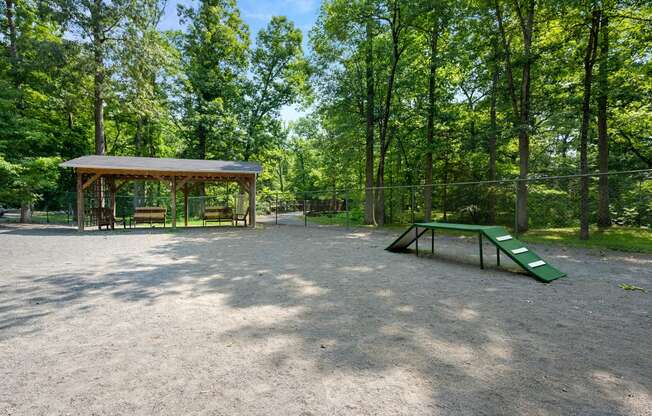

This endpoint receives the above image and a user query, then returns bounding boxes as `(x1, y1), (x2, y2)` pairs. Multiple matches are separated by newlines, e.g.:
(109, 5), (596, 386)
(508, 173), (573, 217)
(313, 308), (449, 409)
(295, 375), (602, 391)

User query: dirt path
(1, 223), (650, 415)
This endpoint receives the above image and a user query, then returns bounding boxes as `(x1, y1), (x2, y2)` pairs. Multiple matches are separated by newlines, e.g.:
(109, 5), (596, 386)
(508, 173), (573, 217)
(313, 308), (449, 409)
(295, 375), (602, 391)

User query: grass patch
(8, 209), (652, 253)
(0, 212), (72, 224)
(519, 226), (652, 253)
(307, 214), (652, 253)
(1, 213), (241, 229)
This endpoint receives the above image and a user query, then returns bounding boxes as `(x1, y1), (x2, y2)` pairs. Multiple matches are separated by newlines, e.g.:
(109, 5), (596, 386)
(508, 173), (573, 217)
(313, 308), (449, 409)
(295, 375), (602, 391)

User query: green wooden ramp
(386, 222), (566, 282)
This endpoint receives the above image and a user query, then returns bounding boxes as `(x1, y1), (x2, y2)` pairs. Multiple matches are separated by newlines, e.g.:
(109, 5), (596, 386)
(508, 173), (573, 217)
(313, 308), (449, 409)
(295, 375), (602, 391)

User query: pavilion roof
(60, 155), (262, 175)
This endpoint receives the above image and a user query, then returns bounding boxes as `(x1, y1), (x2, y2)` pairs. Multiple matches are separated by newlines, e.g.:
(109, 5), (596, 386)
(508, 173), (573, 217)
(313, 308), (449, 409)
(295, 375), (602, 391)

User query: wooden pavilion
(60, 155), (262, 231)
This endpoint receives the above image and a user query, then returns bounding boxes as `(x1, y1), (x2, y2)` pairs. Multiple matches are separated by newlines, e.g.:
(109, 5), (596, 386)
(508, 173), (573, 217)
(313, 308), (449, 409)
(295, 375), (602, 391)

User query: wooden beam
(82, 174), (244, 183)
(76, 167), (256, 180)
(177, 176), (192, 190)
(154, 176), (172, 188)
(183, 183), (189, 227)
(236, 178), (250, 194)
(108, 176), (116, 220)
(82, 173), (101, 191)
(171, 176), (177, 228)
(76, 172), (84, 231)
(115, 180), (130, 193)
(249, 174), (256, 228)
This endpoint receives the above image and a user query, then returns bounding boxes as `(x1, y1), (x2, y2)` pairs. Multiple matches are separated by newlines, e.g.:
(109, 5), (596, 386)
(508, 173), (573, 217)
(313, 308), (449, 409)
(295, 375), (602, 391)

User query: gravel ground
(1, 223), (650, 415)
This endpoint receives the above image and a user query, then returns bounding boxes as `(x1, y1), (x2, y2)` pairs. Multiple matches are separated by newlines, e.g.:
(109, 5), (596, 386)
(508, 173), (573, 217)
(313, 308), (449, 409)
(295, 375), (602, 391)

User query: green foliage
(176, 0), (250, 160)
(528, 187), (576, 228)
(0, 0), (650, 242)
(618, 283), (646, 292)
(521, 226), (652, 253)
(0, 156), (60, 205)
(300, 0), (652, 234)
(241, 16), (310, 160)
(0, 0), (310, 209)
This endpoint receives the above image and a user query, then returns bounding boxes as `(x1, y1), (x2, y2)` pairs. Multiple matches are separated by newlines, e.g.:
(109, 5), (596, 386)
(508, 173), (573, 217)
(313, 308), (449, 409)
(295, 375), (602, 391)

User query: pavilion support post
(249, 174), (256, 228)
(183, 183), (189, 227)
(171, 176), (177, 228)
(76, 171), (84, 231)
(108, 176), (116, 217)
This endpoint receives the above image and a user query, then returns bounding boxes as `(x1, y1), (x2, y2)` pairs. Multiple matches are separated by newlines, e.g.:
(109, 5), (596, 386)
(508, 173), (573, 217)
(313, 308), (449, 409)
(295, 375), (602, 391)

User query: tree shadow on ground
(1, 226), (650, 415)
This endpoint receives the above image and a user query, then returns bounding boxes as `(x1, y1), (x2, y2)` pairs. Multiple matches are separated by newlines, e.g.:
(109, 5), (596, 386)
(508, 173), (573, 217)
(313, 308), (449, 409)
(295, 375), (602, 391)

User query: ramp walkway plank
(386, 222), (566, 282)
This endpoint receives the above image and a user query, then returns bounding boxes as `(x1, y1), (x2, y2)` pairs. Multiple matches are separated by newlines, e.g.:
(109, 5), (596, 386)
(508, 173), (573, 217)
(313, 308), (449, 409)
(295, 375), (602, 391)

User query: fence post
(275, 193), (278, 225)
(638, 178), (643, 227)
(514, 180), (519, 235)
(389, 185), (393, 224)
(333, 189), (337, 214)
(345, 191), (350, 229)
(303, 196), (307, 227)
(411, 187), (416, 224)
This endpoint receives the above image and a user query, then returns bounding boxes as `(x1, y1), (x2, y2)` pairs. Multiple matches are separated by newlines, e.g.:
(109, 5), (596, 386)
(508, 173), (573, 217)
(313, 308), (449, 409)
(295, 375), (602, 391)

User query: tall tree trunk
(198, 122), (207, 159)
(375, 5), (402, 226)
(92, 0), (105, 156)
(442, 155), (449, 221)
(4, 0), (18, 82)
(424, 21), (439, 223)
(135, 117), (143, 156)
(244, 124), (254, 161)
(331, 176), (337, 211)
(579, 10), (601, 240)
(517, 1), (535, 233)
(20, 203), (31, 223)
(364, 12), (376, 225)
(494, 0), (535, 232)
(7, 0), (26, 222)
(487, 45), (500, 224)
(597, 14), (610, 228)
(298, 152), (307, 193)
(198, 121), (207, 208)
(277, 160), (285, 192)
(91, 0), (105, 211)
(93, 56), (105, 155)
(134, 117), (144, 209)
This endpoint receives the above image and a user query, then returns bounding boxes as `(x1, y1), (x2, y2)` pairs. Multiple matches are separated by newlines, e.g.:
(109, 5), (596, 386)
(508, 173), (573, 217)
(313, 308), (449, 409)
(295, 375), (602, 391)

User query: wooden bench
(133, 207), (167, 227)
(233, 194), (248, 227)
(93, 207), (116, 230)
(203, 206), (233, 226)
(233, 207), (248, 227)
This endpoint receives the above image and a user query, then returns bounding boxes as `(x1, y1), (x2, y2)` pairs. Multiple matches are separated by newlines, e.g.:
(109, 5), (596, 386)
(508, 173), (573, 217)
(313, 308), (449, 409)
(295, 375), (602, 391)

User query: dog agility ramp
(387, 225), (429, 252)
(386, 222), (566, 282)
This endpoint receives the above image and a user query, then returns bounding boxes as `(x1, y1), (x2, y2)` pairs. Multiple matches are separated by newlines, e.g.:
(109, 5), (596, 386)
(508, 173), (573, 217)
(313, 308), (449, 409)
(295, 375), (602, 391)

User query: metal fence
(263, 169), (652, 232)
(4, 169), (651, 234)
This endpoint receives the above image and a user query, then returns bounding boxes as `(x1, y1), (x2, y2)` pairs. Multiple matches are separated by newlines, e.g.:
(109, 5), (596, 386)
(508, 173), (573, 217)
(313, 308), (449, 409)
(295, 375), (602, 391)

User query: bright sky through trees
(160, 0), (320, 122)
(1, 0), (650, 238)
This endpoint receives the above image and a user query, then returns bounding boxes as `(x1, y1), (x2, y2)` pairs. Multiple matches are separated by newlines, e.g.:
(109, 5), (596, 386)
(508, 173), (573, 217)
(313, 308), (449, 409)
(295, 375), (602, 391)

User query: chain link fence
(263, 170), (652, 232)
(2, 170), (651, 234)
